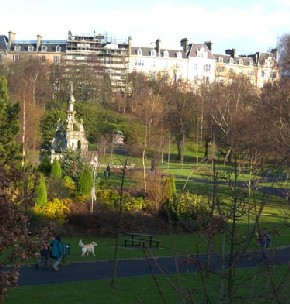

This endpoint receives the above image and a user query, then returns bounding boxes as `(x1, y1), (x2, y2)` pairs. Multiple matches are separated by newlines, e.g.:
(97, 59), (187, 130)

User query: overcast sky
(1, 0), (290, 55)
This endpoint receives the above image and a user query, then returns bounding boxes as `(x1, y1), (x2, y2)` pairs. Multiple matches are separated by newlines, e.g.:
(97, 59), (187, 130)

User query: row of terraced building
(0, 30), (280, 94)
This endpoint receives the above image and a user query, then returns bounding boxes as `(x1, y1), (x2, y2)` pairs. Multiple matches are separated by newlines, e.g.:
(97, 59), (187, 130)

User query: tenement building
(0, 30), (280, 92)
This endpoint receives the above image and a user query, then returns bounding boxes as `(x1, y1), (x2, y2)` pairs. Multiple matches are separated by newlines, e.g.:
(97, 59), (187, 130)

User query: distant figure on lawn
(258, 228), (271, 261)
(35, 240), (50, 269)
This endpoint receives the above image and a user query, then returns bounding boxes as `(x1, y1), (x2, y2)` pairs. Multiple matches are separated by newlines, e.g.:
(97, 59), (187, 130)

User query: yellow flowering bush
(32, 198), (71, 225)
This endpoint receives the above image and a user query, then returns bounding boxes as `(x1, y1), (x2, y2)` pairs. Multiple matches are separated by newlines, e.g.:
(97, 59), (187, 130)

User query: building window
(193, 64), (198, 70)
(14, 45), (21, 51)
(28, 45), (34, 52)
(13, 54), (20, 62)
(150, 50), (156, 57)
(229, 58), (234, 64)
(163, 50), (169, 57)
(41, 45), (47, 52)
(218, 57), (223, 63)
(239, 59), (243, 65)
(217, 66), (225, 72)
(55, 46), (61, 52)
(249, 59), (253, 66)
(41, 55), (46, 63)
(135, 60), (144, 66)
(137, 48), (142, 55)
(203, 64), (211, 72)
(176, 51), (182, 58)
(53, 56), (60, 63)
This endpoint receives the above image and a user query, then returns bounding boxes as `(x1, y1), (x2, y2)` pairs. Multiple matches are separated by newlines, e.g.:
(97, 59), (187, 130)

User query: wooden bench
(124, 238), (147, 247)
(124, 232), (163, 248)
(148, 239), (162, 248)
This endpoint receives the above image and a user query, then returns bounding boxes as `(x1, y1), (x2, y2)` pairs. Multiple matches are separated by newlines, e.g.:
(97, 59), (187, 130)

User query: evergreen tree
(0, 76), (21, 167)
(78, 166), (93, 195)
(169, 174), (177, 199)
(35, 173), (48, 206)
(38, 154), (52, 176)
(51, 159), (62, 179)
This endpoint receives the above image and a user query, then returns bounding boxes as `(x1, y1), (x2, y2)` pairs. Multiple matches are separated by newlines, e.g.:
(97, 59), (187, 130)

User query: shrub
(96, 189), (144, 212)
(50, 159), (62, 178)
(78, 167), (93, 195)
(32, 198), (71, 225)
(35, 173), (47, 206)
(168, 192), (211, 230)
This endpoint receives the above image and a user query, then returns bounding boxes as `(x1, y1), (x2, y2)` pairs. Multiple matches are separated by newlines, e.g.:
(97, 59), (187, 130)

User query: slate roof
(131, 46), (187, 59)
(11, 40), (67, 52)
(188, 43), (215, 59)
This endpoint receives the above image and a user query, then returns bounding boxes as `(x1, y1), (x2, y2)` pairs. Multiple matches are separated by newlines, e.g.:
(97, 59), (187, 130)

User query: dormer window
(137, 48), (142, 55)
(41, 45), (47, 52)
(239, 58), (243, 65)
(55, 46), (61, 52)
(176, 51), (182, 58)
(229, 57), (234, 64)
(219, 57), (223, 63)
(249, 59), (253, 66)
(28, 45), (34, 52)
(14, 45), (21, 51)
(150, 49), (156, 57)
(197, 47), (207, 58)
(163, 50), (169, 58)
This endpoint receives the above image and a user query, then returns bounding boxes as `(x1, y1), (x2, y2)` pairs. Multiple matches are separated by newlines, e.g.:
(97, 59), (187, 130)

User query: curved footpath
(18, 246), (290, 286)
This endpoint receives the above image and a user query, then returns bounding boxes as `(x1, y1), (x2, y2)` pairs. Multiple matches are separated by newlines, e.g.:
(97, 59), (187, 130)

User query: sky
(1, 0), (290, 55)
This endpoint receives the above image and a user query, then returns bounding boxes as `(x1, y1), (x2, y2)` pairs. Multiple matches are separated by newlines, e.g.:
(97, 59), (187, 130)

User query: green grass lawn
(6, 266), (290, 304)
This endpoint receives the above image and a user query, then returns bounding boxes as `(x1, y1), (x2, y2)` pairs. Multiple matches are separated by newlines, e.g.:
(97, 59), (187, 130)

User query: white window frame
(14, 45), (21, 51)
(28, 45), (34, 52)
(41, 45), (47, 52)
(163, 50), (169, 58)
(13, 54), (20, 62)
(151, 49), (156, 57)
(53, 56), (60, 63)
(137, 48), (142, 55)
(55, 46), (61, 52)
(203, 64), (211, 72)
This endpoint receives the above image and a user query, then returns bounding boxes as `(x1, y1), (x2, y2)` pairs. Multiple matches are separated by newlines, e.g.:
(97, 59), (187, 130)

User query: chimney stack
(36, 34), (42, 51)
(225, 48), (236, 58)
(155, 39), (161, 55)
(204, 41), (212, 51)
(180, 38), (188, 53)
(8, 31), (15, 50)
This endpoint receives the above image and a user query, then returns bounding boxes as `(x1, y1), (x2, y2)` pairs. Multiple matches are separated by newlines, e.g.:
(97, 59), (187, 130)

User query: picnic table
(124, 232), (162, 248)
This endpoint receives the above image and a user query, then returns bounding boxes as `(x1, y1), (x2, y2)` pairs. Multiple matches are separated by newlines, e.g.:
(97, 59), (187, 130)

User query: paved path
(18, 246), (290, 286)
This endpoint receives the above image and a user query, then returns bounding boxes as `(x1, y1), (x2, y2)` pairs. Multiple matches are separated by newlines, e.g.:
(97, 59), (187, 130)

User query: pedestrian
(106, 164), (111, 178)
(258, 228), (271, 261)
(35, 240), (49, 269)
(49, 234), (64, 271)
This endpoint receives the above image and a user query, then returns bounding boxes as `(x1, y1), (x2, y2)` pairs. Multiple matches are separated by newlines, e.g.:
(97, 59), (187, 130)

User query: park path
(18, 246), (290, 286)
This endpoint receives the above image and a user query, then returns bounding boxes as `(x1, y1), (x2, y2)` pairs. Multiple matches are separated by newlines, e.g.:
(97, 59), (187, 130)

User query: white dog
(79, 239), (98, 257)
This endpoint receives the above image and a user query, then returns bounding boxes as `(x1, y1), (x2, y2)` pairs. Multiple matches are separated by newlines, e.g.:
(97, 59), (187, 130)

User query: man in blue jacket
(50, 235), (63, 271)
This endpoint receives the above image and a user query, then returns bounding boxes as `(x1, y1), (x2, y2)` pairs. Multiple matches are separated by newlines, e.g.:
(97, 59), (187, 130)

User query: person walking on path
(258, 228), (271, 261)
(35, 240), (50, 269)
(49, 235), (64, 271)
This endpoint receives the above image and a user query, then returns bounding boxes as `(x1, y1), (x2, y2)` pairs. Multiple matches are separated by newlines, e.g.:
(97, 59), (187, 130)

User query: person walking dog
(49, 235), (64, 271)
